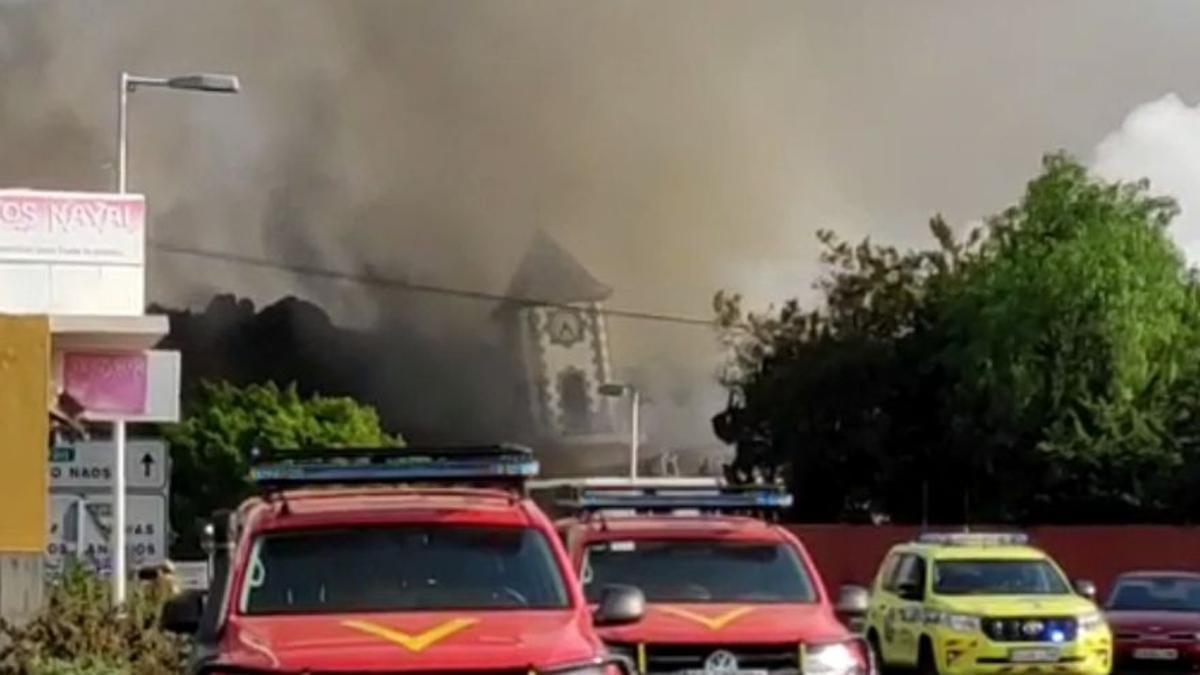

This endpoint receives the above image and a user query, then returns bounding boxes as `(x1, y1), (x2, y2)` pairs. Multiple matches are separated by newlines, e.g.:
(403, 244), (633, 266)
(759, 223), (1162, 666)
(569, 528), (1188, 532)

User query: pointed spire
(503, 230), (612, 305)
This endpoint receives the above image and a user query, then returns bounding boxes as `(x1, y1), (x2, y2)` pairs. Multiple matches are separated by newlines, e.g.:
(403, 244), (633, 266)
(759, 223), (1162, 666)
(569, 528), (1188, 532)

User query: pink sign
(63, 352), (148, 416)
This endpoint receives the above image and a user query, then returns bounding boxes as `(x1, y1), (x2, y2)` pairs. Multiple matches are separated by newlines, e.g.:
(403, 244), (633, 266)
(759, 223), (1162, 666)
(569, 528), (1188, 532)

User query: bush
(0, 565), (186, 675)
(25, 657), (127, 675)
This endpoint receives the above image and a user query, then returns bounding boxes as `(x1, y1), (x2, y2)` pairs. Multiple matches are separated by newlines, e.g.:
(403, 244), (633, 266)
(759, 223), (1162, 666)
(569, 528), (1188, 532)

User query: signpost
(47, 440), (169, 580)
(57, 349), (178, 605)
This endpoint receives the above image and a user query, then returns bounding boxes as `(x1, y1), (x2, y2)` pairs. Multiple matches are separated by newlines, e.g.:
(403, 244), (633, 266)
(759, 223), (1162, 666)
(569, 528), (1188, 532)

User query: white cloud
(1092, 93), (1200, 264)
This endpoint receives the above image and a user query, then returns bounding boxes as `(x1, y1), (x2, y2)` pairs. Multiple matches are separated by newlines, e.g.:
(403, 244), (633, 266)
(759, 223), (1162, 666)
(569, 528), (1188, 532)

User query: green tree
(165, 380), (400, 555)
(716, 153), (1200, 523)
(938, 154), (1200, 520)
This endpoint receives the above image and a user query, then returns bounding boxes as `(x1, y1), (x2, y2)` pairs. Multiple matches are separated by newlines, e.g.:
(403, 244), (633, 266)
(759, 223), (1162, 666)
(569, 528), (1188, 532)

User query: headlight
(1078, 612), (1106, 633)
(941, 612), (981, 633)
(803, 640), (870, 675)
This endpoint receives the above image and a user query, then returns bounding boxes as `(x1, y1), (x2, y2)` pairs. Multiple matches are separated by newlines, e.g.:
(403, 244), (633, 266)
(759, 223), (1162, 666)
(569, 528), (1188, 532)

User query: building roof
(502, 231), (611, 306)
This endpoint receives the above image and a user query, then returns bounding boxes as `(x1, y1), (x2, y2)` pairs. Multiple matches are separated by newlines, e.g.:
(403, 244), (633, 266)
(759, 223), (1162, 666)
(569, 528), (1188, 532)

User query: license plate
(682, 671), (767, 675)
(1010, 648), (1060, 663)
(1134, 648), (1179, 661)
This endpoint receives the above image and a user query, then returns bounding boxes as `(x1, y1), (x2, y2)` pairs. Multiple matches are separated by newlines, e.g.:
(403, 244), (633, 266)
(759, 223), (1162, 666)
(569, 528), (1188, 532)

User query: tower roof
(503, 231), (612, 305)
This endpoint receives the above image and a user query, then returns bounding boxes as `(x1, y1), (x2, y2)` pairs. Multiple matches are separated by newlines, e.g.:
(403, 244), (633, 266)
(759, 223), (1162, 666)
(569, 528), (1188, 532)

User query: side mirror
(896, 582), (922, 602)
(836, 585), (870, 633)
(1073, 579), (1097, 600)
(836, 585), (870, 616)
(593, 584), (645, 627)
(160, 589), (205, 635)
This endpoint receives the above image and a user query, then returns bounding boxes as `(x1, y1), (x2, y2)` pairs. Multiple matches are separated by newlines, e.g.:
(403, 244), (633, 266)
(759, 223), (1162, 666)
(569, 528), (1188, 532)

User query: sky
(3, 0), (1200, 446)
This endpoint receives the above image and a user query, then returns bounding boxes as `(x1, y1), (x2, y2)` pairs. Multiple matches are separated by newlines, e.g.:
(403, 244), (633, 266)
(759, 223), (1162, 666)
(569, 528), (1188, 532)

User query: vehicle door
(888, 553), (928, 667)
(870, 552), (906, 666)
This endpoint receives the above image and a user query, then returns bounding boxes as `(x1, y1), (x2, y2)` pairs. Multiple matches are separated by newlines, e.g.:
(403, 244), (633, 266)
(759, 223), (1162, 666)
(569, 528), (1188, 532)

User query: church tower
(500, 231), (618, 444)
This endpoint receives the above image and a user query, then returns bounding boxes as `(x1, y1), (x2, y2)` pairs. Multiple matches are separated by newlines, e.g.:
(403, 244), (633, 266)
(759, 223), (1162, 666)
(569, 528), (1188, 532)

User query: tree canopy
(715, 154), (1200, 524)
(165, 380), (400, 555)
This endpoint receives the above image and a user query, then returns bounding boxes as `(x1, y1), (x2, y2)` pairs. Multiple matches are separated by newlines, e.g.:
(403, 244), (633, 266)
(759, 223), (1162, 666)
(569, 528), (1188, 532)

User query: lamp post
(111, 70), (239, 606)
(598, 383), (639, 479)
(118, 72), (240, 192)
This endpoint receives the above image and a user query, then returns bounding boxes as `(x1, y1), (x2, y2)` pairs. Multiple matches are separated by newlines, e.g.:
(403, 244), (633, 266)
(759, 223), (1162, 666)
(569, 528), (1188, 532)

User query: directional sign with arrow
(48, 440), (167, 491)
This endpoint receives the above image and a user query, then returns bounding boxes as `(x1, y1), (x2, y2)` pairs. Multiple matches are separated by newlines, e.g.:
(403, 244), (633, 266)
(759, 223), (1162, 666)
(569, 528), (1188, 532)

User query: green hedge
(0, 565), (186, 675)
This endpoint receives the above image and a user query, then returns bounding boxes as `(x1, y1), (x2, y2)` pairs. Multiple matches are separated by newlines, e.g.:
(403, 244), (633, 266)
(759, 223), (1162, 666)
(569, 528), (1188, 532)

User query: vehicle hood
(1106, 610), (1200, 634)
(219, 610), (598, 672)
(936, 595), (1097, 618)
(599, 602), (849, 645)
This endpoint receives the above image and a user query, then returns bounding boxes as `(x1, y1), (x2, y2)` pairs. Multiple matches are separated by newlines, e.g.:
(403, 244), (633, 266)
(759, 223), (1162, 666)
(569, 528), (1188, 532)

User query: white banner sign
(0, 189), (145, 265)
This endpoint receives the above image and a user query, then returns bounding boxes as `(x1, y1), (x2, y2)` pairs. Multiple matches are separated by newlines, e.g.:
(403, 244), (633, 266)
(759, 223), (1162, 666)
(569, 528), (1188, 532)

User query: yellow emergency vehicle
(863, 533), (1111, 675)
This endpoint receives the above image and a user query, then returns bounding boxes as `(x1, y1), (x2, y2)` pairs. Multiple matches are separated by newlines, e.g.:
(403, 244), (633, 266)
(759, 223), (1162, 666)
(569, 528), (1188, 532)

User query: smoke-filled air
(6, 0), (1200, 450)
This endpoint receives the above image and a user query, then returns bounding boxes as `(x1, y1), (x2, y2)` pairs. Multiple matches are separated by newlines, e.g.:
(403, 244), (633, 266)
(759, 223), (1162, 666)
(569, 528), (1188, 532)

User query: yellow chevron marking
(342, 617), (478, 652)
(658, 605), (755, 630)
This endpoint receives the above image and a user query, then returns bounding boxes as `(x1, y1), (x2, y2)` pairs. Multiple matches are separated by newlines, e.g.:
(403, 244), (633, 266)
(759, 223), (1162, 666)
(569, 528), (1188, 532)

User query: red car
(1106, 571), (1200, 673)
(161, 446), (642, 674)
(549, 481), (871, 675)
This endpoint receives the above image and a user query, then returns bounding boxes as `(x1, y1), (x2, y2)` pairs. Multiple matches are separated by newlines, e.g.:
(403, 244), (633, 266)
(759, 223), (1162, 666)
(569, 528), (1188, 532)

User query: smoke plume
(8, 1), (1200, 448)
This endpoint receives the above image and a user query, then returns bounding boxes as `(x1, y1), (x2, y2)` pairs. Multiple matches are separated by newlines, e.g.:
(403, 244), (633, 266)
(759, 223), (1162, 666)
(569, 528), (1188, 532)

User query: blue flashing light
(1049, 630), (1065, 643)
(917, 532), (1029, 546)
(250, 453), (539, 488)
(573, 489), (793, 512)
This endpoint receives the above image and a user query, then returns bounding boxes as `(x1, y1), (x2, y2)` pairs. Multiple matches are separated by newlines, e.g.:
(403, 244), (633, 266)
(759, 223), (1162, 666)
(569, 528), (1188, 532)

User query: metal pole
(112, 420), (127, 606)
(112, 71), (131, 607)
(629, 389), (639, 480)
(118, 72), (129, 194)
(75, 496), (86, 561)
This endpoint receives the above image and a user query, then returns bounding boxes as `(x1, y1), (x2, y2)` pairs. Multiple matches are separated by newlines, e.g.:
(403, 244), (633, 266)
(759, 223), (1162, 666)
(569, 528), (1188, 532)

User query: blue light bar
(248, 445), (539, 490)
(571, 488), (793, 513)
(917, 532), (1029, 546)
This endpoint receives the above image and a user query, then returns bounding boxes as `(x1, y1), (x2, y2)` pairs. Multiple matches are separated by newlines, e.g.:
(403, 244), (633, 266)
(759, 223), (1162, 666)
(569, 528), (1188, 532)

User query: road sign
(48, 439), (167, 491)
(46, 493), (166, 576)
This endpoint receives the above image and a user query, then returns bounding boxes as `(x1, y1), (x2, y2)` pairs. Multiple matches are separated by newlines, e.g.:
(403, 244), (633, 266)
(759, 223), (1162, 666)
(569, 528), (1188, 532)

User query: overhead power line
(149, 240), (718, 328)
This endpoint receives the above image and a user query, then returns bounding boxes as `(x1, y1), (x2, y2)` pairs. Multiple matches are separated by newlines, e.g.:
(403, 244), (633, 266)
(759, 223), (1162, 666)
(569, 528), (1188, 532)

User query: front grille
(982, 616), (1078, 643)
(619, 643), (801, 674)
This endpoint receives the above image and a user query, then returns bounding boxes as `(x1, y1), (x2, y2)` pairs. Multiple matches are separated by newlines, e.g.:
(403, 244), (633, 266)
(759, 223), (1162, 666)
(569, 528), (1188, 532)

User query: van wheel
(917, 639), (939, 675)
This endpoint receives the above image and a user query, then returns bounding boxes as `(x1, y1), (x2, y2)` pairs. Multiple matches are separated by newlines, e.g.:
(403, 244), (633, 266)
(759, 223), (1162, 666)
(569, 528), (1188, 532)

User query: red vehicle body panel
(559, 515), (852, 646)
(206, 487), (603, 672)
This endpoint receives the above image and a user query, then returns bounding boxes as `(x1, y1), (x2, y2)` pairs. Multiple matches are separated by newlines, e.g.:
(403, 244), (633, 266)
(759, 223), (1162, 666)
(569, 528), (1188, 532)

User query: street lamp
(117, 71), (240, 192)
(599, 383), (640, 479)
(111, 70), (239, 607)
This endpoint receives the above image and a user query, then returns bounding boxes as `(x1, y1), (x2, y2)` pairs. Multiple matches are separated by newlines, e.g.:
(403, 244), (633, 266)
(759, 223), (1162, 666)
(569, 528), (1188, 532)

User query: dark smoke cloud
(7, 0), (1200, 447)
